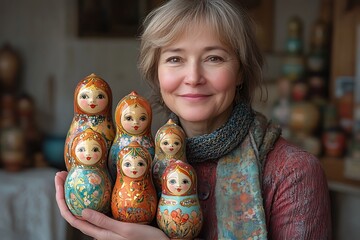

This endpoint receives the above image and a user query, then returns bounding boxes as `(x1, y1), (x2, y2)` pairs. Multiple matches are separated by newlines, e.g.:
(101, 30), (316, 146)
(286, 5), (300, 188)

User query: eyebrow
(161, 46), (229, 54)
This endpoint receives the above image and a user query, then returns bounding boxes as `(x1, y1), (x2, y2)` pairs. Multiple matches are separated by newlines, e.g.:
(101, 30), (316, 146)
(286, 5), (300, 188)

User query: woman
(55, 0), (332, 239)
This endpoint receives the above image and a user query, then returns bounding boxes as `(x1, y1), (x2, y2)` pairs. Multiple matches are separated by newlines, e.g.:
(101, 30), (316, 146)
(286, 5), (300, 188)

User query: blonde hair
(138, 0), (265, 112)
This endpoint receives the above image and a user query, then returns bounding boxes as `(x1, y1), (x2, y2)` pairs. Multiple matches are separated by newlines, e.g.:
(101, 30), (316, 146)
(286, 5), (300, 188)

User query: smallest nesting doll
(111, 141), (157, 224)
(64, 128), (112, 218)
(152, 119), (186, 196)
(157, 160), (203, 239)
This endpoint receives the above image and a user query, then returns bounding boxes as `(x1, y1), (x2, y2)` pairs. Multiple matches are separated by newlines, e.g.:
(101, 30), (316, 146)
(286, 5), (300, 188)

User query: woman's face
(121, 155), (147, 178)
(75, 139), (102, 165)
(77, 87), (108, 114)
(120, 104), (149, 135)
(158, 25), (240, 135)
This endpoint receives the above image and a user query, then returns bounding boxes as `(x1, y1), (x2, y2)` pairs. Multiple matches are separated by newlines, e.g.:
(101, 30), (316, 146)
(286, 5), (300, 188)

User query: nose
(184, 61), (205, 86)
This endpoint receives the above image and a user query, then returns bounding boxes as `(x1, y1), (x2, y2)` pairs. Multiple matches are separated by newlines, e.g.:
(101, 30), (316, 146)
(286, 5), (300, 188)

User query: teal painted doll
(64, 128), (112, 218)
(157, 160), (203, 239)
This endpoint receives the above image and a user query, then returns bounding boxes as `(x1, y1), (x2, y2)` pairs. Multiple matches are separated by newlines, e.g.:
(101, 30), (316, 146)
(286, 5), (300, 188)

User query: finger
(81, 209), (127, 240)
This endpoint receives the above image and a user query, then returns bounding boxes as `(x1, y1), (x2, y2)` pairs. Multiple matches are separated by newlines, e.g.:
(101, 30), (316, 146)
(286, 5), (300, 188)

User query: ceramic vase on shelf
(152, 119), (187, 196)
(108, 91), (154, 182)
(157, 160), (203, 240)
(64, 73), (115, 171)
(111, 141), (157, 224)
(64, 128), (112, 218)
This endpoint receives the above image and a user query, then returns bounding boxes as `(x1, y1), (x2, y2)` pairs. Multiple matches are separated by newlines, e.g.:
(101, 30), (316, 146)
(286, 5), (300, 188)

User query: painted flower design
(87, 173), (102, 186)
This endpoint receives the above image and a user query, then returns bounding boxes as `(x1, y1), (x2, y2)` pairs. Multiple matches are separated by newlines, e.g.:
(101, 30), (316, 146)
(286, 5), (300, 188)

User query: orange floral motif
(171, 208), (189, 225)
(87, 173), (102, 186)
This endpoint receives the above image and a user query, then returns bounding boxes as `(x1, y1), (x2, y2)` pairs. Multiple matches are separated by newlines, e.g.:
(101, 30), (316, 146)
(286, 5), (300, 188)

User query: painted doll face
(77, 87), (108, 114)
(75, 139), (102, 165)
(121, 104), (149, 135)
(166, 170), (192, 195)
(121, 155), (148, 178)
(160, 134), (182, 156)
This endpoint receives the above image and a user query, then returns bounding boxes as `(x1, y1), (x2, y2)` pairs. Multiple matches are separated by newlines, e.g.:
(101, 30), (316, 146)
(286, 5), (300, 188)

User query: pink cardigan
(192, 137), (332, 240)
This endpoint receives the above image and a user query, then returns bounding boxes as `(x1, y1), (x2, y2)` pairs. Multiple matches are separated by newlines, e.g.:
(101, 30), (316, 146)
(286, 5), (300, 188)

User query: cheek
(97, 99), (108, 109)
(92, 153), (101, 159)
(158, 70), (179, 93)
(79, 99), (88, 108)
(77, 152), (85, 160)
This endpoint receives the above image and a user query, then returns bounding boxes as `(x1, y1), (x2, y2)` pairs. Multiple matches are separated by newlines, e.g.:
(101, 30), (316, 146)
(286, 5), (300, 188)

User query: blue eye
(124, 162), (131, 167)
(77, 147), (85, 152)
(169, 179), (177, 185)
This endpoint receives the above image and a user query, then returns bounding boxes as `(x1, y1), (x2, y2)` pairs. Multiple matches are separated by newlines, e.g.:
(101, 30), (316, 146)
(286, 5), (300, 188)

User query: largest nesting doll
(111, 141), (157, 224)
(152, 119), (186, 196)
(157, 160), (203, 239)
(64, 128), (112, 218)
(64, 73), (115, 171)
(108, 91), (154, 182)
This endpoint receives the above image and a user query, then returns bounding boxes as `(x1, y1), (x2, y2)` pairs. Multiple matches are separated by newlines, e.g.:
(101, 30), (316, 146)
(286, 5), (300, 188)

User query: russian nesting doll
(108, 91), (154, 181)
(64, 73), (115, 171)
(64, 128), (112, 218)
(152, 119), (186, 196)
(157, 160), (203, 239)
(111, 141), (157, 224)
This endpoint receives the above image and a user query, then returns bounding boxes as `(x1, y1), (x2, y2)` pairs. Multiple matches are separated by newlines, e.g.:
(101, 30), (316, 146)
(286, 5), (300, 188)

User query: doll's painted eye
(125, 115), (133, 121)
(92, 147), (100, 152)
(174, 141), (180, 146)
(182, 179), (190, 185)
(124, 162), (131, 167)
(138, 161), (145, 167)
(97, 94), (105, 99)
(163, 141), (169, 146)
(77, 147), (85, 152)
(80, 94), (89, 99)
(169, 179), (177, 185)
(140, 115), (147, 121)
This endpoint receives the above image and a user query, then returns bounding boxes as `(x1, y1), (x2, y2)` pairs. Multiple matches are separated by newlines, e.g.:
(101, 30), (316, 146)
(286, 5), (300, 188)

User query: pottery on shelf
(157, 160), (203, 239)
(64, 73), (115, 171)
(111, 141), (157, 224)
(108, 91), (154, 182)
(152, 119), (186, 196)
(64, 128), (112, 218)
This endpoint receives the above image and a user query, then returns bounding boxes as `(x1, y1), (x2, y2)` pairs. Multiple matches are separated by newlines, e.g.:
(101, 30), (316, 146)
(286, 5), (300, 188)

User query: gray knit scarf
(169, 102), (255, 162)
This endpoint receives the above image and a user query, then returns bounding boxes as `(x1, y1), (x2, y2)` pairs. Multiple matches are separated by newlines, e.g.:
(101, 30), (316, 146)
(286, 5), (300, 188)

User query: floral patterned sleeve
(263, 138), (332, 240)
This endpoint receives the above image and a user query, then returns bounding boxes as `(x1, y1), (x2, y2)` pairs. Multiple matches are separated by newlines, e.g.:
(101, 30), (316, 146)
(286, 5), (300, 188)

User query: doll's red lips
(86, 157), (91, 160)
(170, 148), (174, 151)
(134, 126), (139, 130)
(133, 171), (137, 174)
(177, 188), (181, 192)
(90, 104), (96, 108)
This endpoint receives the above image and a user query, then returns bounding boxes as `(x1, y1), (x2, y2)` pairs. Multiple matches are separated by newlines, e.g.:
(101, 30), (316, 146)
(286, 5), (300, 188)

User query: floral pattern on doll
(111, 141), (157, 224)
(157, 160), (202, 239)
(64, 128), (112, 218)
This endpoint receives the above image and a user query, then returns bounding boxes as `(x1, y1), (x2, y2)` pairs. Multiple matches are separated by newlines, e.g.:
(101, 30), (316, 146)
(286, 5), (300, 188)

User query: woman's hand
(54, 171), (169, 240)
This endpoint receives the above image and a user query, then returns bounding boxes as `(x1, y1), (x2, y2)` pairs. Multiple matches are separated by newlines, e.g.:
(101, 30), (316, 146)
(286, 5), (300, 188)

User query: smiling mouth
(180, 93), (211, 100)
(90, 104), (96, 108)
